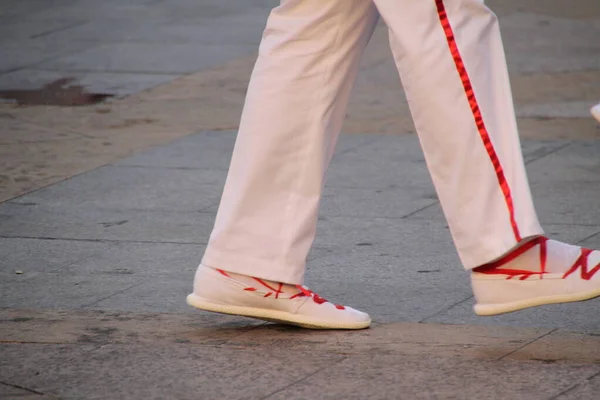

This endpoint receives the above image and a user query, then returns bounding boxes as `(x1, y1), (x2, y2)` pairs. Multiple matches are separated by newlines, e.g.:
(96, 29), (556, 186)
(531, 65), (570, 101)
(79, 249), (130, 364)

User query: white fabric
(592, 103), (600, 123)
(202, 0), (543, 284)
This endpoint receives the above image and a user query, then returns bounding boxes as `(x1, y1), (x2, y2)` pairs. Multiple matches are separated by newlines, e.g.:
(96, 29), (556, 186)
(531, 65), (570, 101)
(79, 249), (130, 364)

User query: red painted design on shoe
(216, 269), (231, 277)
(216, 269), (346, 309)
(434, 0), (521, 241)
(474, 236), (549, 280)
(563, 248), (600, 280)
(294, 285), (346, 310)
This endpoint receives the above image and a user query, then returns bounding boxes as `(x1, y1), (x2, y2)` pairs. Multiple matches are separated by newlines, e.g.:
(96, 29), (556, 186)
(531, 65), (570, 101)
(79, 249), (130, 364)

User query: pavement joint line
(260, 356), (349, 400)
(80, 281), (148, 308)
(523, 142), (573, 165)
(110, 164), (229, 171)
(333, 135), (381, 157)
(400, 216), (600, 227)
(0, 158), (117, 204)
(418, 295), (473, 323)
(0, 235), (207, 245)
(0, 114), (97, 140)
(30, 21), (88, 39)
(28, 66), (221, 76)
(549, 369), (600, 400)
(16, 249), (109, 282)
(575, 230), (600, 245)
(217, 321), (269, 348)
(0, 380), (55, 398)
(401, 200), (440, 219)
(497, 328), (558, 361)
(7, 43), (107, 76)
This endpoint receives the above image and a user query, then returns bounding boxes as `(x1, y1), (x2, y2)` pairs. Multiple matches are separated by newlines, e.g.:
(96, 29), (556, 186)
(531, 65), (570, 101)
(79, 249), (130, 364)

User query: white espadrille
(472, 237), (600, 316)
(187, 265), (371, 330)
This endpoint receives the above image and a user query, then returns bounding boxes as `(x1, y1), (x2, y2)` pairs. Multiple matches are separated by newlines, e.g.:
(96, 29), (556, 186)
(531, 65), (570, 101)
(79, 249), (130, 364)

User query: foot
(471, 237), (600, 316)
(592, 103), (600, 123)
(187, 265), (371, 329)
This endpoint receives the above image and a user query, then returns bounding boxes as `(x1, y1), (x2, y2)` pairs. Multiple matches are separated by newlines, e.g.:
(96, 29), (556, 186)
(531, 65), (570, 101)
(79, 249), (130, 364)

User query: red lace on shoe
(216, 269), (345, 309)
(474, 236), (549, 280)
(290, 285), (345, 310)
(474, 236), (600, 281)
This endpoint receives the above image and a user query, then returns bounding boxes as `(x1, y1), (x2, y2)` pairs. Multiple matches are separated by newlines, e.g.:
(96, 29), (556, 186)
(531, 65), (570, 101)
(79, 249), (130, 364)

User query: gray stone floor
(2, 132), (600, 399)
(2, 0), (600, 399)
(2, 132), (600, 330)
(0, 0), (276, 97)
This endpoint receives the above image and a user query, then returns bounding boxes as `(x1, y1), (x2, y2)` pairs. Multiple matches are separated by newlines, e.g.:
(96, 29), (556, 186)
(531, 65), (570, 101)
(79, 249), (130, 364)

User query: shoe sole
(187, 293), (371, 330)
(474, 288), (600, 316)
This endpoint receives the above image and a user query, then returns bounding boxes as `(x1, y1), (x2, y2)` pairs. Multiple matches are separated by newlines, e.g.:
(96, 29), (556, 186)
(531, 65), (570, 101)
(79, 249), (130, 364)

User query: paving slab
(35, 43), (257, 75)
(267, 354), (599, 400)
(0, 343), (343, 400)
(0, 309), (263, 346)
(0, 237), (111, 283)
(2, 309), (600, 399)
(555, 372), (600, 400)
(0, 38), (95, 74)
(7, 165), (225, 211)
(0, 69), (180, 98)
(0, 205), (217, 243)
(0, 272), (143, 310)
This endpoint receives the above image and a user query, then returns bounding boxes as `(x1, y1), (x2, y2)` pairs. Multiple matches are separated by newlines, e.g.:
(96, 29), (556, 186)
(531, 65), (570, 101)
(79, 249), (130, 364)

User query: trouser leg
(202, 0), (379, 283)
(374, 0), (543, 268)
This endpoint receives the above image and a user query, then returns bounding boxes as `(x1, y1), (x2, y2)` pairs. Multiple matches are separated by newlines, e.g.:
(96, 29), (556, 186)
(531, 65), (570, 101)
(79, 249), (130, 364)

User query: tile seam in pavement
(1, 115), (98, 140)
(80, 281), (148, 308)
(216, 322), (269, 348)
(0, 42), (106, 76)
(30, 21), (88, 39)
(28, 66), (193, 76)
(401, 201), (441, 219)
(16, 248), (110, 282)
(0, 235), (207, 245)
(419, 295), (474, 323)
(260, 357), (349, 400)
(575, 230), (600, 245)
(497, 328), (558, 361)
(0, 381), (54, 398)
(550, 370), (600, 400)
(522, 142), (573, 164)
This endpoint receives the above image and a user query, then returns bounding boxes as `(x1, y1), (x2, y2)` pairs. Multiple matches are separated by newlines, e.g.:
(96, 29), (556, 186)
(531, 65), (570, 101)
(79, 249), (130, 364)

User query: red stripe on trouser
(434, 0), (522, 242)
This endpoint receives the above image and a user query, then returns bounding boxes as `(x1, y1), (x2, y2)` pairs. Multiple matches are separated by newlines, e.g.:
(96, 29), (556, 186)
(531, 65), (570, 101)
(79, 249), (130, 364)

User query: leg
(374, 0), (542, 268)
(202, 0), (379, 284)
(188, 0), (378, 329)
(376, 0), (600, 316)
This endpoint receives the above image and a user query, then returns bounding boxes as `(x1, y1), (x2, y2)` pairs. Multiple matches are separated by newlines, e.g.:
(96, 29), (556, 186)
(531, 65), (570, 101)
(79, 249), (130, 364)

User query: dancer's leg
(374, 0), (542, 269)
(376, 0), (600, 316)
(188, 0), (378, 329)
(202, 0), (379, 284)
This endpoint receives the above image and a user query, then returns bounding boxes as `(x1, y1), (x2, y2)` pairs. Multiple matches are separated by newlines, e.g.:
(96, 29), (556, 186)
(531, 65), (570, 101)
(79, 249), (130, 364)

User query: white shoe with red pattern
(472, 236), (600, 316)
(187, 265), (371, 329)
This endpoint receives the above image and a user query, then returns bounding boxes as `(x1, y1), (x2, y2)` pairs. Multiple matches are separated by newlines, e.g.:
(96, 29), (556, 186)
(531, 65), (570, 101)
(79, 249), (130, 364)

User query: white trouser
(202, 0), (543, 284)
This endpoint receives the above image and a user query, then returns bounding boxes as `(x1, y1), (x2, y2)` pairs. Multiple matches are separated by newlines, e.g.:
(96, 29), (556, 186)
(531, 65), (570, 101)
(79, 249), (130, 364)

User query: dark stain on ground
(87, 327), (118, 336)
(100, 220), (128, 228)
(0, 78), (113, 106)
(11, 317), (33, 322)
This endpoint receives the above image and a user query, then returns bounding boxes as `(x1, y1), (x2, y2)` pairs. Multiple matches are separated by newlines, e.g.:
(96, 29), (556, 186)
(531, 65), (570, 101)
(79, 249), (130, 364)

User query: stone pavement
(2, 0), (600, 399)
